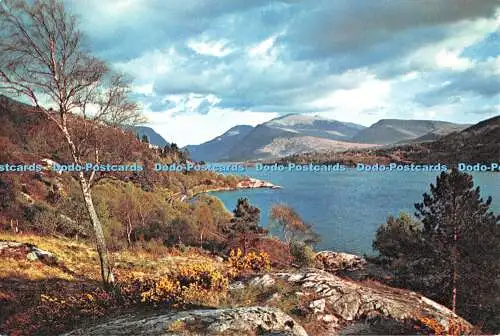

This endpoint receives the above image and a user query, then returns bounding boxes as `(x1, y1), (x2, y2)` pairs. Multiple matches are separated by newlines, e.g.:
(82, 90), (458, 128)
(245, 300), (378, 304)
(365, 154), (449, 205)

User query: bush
(228, 248), (271, 274)
(289, 241), (316, 267)
(2, 264), (230, 335)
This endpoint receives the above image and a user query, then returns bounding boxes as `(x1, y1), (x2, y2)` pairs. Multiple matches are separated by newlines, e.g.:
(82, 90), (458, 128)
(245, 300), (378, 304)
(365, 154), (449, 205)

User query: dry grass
(0, 232), (225, 281)
(0, 232), (227, 334)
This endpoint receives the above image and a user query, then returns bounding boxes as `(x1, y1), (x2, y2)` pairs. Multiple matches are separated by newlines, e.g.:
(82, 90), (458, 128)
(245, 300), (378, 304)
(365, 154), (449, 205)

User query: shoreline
(185, 177), (282, 202)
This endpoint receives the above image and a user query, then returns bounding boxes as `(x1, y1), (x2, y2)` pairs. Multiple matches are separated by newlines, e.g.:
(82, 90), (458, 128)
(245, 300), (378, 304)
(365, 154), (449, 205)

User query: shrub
(2, 264), (230, 335)
(289, 241), (316, 267)
(2, 289), (115, 335)
(415, 315), (472, 336)
(228, 248), (271, 274)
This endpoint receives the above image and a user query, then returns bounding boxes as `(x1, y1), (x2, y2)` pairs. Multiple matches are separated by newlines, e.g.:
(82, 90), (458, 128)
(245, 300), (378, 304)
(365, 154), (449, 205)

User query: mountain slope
(133, 126), (169, 147)
(184, 125), (254, 162)
(352, 119), (466, 144)
(265, 114), (365, 140)
(224, 114), (367, 161)
(397, 123), (471, 144)
(408, 115), (500, 163)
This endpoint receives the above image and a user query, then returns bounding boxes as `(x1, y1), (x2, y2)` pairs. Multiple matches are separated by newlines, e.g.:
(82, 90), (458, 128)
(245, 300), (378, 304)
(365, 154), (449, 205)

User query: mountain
(275, 115), (499, 167)
(264, 114), (365, 140)
(133, 126), (169, 147)
(351, 119), (467, 145)
(224, 114), (367, 161)
(396, 123), (472, 144)
(184, 125), (254, 162)
(407, 115), (500, 164)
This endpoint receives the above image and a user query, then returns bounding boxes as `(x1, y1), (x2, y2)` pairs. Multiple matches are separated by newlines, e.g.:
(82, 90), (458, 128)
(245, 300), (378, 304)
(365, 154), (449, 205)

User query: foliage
(228, 248), (271, 274)
(289, 241), (316, 267)
(373, 213), (424, 261)
(225, 198), (267, 254)
(269, 204), (320, 246)
(2, 261), (230, 335)
(415, 315), (472, 336)
(373, 169), (500, 333)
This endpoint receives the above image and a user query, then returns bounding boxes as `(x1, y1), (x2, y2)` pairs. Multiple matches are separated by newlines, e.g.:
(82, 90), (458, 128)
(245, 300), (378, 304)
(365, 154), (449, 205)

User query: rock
(26, 251), (38, 261)
(64, 307), (308, 336)
(249, 274), (276, 288)
(228, 281), (246, 291)
(318, 314), (338, 323)
(315, 251), (367, 273)
(271, 268), (473, 335)
(214, 256), (224, 263)
(236, 177), (282, 190)
(0, 240), (60, 267)
(309, 298), (326, 314)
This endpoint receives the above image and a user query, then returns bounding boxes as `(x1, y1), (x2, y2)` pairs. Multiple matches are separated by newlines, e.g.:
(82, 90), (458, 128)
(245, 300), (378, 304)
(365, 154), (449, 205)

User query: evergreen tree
(226, 198), (266, 253)
(374, 168), (500, 332)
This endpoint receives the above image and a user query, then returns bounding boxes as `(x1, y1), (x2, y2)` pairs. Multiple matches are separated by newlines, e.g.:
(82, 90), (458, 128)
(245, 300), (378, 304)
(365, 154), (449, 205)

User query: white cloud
(435, 50), (474, 70)
(311, 75), (391, 112)
(187, 38), (235, 57)
(144, 109), (278, 146)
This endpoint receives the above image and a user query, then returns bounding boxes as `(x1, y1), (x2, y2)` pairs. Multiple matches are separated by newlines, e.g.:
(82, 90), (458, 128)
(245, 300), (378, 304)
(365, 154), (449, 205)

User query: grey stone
(249, 274), (276, 288)
(63, 307), (308, 336)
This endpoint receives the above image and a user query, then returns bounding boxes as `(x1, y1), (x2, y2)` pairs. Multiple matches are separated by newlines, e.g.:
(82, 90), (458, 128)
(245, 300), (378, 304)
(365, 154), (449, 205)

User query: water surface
(210, 168), (500, 255)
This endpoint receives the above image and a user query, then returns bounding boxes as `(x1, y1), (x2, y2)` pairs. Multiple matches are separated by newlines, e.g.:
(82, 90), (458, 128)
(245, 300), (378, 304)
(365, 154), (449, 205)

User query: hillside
(184, 125), (254, 162)
(351, 119), (466, 144)
(133, 126), (169, 147)
(396, 123), (471, 144)
(406, 115), (500, 164)
(223, 114), (369, 161)
(0, 94), (245, 247)
(0, 234), (474, 336)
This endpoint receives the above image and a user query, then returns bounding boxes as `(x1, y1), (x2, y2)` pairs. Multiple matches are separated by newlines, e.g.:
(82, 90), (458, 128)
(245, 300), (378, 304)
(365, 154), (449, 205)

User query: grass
(0, 232), (226, 281)
(0, 231), (227, 334)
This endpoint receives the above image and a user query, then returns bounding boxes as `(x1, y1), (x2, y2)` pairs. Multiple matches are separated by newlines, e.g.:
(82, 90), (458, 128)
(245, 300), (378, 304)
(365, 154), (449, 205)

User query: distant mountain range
(133, 126), (169, 147)
(182, 114), (472, 161)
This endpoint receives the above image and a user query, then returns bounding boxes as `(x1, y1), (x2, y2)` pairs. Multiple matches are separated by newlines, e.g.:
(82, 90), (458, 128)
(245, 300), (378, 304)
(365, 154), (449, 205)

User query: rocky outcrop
(271, 269), (471, 335)
(64, 307), (308, 336)
(236, 177), (281, 189)
(315, 251), (367, 273)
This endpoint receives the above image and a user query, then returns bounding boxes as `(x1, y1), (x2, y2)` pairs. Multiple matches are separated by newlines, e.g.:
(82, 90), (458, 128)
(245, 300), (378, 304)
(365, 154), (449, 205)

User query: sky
(65, 0), (500, 146)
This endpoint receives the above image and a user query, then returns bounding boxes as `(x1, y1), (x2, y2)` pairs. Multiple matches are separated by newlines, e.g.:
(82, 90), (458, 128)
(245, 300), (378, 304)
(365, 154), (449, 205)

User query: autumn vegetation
(0, 0), (498, 335)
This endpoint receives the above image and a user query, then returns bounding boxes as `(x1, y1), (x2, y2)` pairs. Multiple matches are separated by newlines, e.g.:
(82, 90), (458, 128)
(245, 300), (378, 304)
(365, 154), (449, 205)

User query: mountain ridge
(351, 119), (468, 144)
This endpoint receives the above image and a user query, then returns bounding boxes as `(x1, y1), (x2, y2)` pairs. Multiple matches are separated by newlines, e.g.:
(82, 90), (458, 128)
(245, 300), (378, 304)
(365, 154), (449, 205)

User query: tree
(226, 198), (266, 254)
(374, 169), (500, 332)
(269, 204), (320, 246)
(0, 0), (144, 287)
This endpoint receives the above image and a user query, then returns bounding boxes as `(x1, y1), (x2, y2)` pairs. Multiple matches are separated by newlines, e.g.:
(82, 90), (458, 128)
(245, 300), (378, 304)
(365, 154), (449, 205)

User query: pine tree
(374, 168), (500, 332)
(226, 198), (266, 253)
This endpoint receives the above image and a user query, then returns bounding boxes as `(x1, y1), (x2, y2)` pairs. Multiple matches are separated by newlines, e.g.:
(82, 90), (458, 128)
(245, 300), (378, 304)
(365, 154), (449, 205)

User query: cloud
(65, 0), (500, 144)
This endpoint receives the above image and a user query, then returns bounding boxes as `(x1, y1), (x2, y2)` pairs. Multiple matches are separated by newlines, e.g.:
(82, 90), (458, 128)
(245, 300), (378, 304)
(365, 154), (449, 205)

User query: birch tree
(0, 0), (144, 287)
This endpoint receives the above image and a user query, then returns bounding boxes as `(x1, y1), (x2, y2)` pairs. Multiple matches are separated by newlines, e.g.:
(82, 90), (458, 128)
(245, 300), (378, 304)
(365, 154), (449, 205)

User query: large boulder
(64, 307), (308, 336)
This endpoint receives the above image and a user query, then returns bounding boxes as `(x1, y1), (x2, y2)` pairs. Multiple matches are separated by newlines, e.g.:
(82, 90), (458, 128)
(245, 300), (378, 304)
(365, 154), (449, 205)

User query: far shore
(184, 177), (281, 202)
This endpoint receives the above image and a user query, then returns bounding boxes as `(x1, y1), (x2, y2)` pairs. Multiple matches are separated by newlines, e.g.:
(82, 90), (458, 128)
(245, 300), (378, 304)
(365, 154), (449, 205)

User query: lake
(210, 168), (500, 255)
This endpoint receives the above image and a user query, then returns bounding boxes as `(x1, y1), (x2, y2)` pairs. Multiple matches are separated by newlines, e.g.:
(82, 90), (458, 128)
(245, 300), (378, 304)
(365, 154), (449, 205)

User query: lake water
(210, 168), (500, 255)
